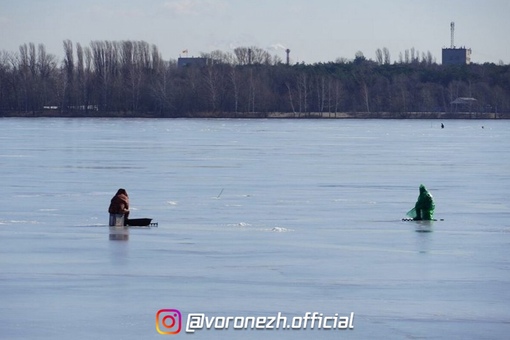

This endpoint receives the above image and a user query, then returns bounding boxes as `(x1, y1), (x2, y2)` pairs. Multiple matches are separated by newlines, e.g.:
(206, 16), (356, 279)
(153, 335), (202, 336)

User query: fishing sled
(401, 218), (444, 222)
(109, 214), (158, 227)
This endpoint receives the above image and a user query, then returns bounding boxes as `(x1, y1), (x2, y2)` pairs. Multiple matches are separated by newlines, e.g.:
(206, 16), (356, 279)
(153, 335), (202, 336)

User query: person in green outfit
(413, 184), (435, 220)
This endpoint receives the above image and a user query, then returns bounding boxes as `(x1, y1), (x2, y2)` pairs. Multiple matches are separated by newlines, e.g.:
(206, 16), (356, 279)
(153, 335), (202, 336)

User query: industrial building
(442, 48), (471, 65)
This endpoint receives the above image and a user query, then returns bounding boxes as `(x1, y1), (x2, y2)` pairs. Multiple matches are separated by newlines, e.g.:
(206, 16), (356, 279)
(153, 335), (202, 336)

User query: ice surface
(0, 118), (509, 339)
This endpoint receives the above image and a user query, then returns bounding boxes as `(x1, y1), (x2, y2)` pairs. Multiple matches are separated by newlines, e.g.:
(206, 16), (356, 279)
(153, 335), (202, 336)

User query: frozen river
(0, 118), (509, 339)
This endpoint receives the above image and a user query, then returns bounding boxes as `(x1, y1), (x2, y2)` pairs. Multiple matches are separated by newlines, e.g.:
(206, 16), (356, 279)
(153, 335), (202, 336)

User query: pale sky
(1, 0), (509, 64)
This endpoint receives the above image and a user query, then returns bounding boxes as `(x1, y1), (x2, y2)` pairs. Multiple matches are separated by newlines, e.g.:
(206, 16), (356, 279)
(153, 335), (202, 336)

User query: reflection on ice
(108, 226), (129, 241)
(413, 220), (434, 233)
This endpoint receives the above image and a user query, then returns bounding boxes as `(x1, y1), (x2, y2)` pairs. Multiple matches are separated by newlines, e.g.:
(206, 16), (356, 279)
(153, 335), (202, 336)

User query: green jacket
(414, 185), (435, 220)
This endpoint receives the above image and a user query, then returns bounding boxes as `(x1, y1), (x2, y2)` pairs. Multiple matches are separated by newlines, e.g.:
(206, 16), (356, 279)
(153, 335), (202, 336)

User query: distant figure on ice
(108, 188), (130, 225)
(441, 123), (444, 129)
(407, 185), (435, 220)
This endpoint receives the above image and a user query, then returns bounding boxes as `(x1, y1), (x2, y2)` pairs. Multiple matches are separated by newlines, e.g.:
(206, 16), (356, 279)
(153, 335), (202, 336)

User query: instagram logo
(156, 309), (182, 335)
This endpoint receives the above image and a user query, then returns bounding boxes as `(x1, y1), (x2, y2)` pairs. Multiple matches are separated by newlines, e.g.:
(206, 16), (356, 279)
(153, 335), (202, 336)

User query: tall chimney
(286, 48), (290, 65)
(450, 22), (455, 48)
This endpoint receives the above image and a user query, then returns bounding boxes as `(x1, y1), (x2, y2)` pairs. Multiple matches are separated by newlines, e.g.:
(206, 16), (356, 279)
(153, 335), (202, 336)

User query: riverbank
(0, 110), (506, 119)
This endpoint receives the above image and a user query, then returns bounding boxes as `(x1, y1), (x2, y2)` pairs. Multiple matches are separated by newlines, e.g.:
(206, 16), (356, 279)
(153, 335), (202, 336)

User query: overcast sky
(1, 0), (509, 64)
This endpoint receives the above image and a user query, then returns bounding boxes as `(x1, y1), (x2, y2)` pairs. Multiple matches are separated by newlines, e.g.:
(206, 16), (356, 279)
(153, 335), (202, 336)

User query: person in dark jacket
(108, 188), (130, 224)
(413, 184), (435, 220)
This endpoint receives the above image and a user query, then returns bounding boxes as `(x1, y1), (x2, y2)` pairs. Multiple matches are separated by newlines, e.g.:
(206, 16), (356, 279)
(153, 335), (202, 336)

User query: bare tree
(229, 65), (239, 112)
(383, 47), (391, 64)
(315, 74), (326, 112)
(285, 81), (296, 114)
(333, 79), (342, 115)
(18, 44), (32, 112)
(233, 47), (250, 65)
(249, 47), (272, 65)
(76, 43), (86, 111)
(375, 48), (383, 65)
(234, 46), (272, 65)
(201, 50), (234, 64)
(248, 68), (255, 112)
(63, 40), (74, 110)
(424, 51), (434, 65)
(28, 43), (37, 78)
(297, 72), (309, 114)
(204, 64), (219, 111)
(90, 41), (108, 110)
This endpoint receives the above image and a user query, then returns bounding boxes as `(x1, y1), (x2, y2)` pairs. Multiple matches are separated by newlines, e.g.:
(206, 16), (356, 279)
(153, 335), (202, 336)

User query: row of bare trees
(0, 40), (509, 116)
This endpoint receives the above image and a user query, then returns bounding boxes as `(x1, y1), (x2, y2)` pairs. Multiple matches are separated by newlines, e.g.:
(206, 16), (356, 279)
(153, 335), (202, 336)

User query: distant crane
(450, 22), (455, 48)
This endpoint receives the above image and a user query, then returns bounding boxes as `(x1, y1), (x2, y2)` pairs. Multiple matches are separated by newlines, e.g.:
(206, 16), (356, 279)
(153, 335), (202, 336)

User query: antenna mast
(450, 22), (455, 48)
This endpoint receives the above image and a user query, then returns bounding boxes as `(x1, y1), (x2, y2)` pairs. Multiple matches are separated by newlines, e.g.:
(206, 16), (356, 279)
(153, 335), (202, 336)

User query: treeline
(0, 40), (509, 117)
